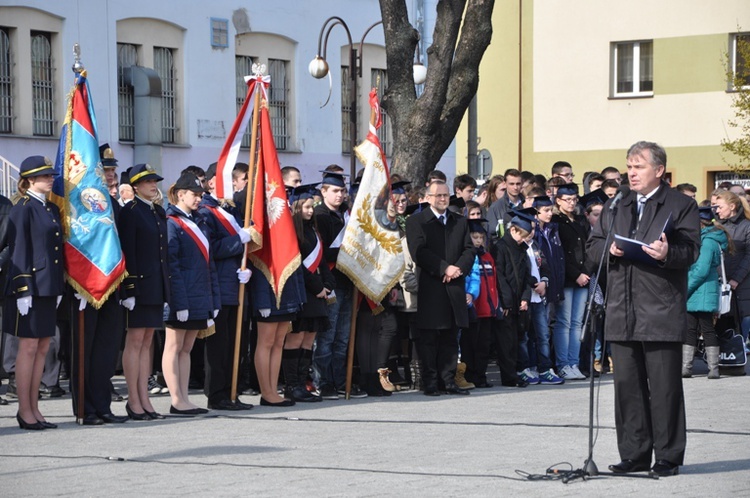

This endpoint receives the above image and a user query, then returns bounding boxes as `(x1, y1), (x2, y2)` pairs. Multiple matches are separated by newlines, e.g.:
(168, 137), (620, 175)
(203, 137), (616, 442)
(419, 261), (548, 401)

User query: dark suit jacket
(587, 181), (700, 342)
(405, 207), (475, 329)
(117, 196), (170, 305)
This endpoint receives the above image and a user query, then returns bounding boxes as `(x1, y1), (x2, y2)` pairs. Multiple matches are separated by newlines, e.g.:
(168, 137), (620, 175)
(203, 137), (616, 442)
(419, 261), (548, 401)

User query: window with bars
(0, 27), (12, 134)
(154, 46), (176, 143)
(211, 18), (229, 48)
(731, 33), (750, 89)
(236, 55), (254, 148)
(31, 31), (54, 136)
(117, 43), (137, 142)
(371, 68), (390, 157)
(268, 59), (288, 150)
(612, 40), (653, 97)
(341, 65), (354, 154)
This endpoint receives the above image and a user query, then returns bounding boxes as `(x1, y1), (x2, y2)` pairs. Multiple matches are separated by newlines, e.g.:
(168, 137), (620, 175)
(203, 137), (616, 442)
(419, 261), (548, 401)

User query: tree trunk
(380, 0), (495, 185)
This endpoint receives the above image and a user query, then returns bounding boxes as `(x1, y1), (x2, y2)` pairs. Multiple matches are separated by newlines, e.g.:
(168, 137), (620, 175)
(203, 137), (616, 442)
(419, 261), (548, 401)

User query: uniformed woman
(118, 164), (170, 420)
(163, 172), (221, 415)
(4, 156), (65, 430)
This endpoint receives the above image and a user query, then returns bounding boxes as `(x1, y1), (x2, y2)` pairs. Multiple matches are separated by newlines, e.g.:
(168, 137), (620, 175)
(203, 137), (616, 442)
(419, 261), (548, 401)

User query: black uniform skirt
(127, 304), (164, 329)
(3, 296), (57, 339)
(256, 312), (297, 323)
(164, 318), (209, 330)
(292, 316), (330, 333)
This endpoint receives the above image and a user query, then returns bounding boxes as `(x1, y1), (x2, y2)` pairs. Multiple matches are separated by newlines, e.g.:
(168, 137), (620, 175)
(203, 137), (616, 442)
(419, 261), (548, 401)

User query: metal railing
(0, 155), (19, 199)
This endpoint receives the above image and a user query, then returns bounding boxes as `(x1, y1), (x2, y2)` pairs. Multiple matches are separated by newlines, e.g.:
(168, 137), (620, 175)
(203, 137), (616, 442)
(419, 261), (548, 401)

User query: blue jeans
(553, 286), (588, 369)
(519, 301), (552, 372)
(313, 284), (352, 390)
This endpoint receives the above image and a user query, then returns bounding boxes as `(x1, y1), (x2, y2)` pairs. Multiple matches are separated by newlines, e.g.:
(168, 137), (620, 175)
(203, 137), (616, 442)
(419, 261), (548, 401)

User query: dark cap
(468, 218), (488, 233)
(99, 143), (118, 168)
(20, 155), (57, 178)
(449, 195), (466, 209)
(698, 206), (714, 222)
(120, 168), (131, 186)
(289, 183), (320, 204)
(174, 172), (205, 193)
(579, 189), (608, 208)
(556, 183), (579, 196)
(391, 181), (411, 195)
(531, 195), (553, 208)
(321, 171), (347, 188)
(404, 202), (429, 216)
(205, 162), (218, 181)
(128, 163), (164, 184)
(509, 208), (537, 232)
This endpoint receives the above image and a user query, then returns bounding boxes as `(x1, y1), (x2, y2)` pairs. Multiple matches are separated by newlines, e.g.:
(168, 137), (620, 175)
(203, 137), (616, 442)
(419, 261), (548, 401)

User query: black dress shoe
(443, 384), (470, 395)
(608, 459), (651, 473)
(233, 399), (254, 410)
(145, 410), (166, 420)
(208, 399), (242, 411)
(81, 414), (105, 426)
(474, 381), (494, 388)
(125, 403), (151, 421)
(16, 414), (45, 430)
(100, 413), (129, 424)
(259, 397), (295, 407)
(37, 420), (58, 429)
(650, 460), (679, 477)
(169, 405), (208, 415)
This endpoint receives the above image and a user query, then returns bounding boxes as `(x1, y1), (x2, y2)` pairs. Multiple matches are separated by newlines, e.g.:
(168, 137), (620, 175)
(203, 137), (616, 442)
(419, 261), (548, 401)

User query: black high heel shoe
(259, 397), (296, 407)
(37, 420), (58, 429)
(125, 403), (151, 421)
(16, 414), (45, 431)
(144, 410), (166, 420)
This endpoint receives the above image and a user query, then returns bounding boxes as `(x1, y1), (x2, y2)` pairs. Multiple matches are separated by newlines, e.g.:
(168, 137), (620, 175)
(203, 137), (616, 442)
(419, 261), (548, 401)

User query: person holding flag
(4, 156), (65, 430)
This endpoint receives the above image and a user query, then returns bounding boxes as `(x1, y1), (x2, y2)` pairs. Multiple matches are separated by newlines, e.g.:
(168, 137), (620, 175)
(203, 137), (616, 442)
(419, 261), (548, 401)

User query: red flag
(247, 103), (301, 308)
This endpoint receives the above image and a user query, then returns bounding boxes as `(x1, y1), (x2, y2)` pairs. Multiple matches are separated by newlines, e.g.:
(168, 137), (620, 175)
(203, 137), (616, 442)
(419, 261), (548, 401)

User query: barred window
(117, 43), (137, 142)
(341, 65), (353, 154)
(268, 59), (288, 150)
(154, 46), (176, 144)
(371, 68), (390, 157)
(31, 31), (54, 136)
(236, 55), (254, 148)
(0, 27), (12, 134)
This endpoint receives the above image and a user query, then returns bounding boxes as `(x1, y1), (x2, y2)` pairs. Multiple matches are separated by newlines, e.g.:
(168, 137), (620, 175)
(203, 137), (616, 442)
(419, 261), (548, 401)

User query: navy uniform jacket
(165, 205), (221, 319)
(198, 195), (245, 307)
(117, 196), (170, 305)
(7, 195), (65, 297)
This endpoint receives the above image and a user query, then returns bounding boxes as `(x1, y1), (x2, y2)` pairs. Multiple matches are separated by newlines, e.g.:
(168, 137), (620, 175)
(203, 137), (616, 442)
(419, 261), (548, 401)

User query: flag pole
(344, 288), (360, 400)
(231, 78), (263, 401)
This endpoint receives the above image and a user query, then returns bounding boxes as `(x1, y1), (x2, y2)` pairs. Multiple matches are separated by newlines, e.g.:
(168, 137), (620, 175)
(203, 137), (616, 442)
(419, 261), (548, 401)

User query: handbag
(718, 243), (732, 316)
(703, 328), (747, 367)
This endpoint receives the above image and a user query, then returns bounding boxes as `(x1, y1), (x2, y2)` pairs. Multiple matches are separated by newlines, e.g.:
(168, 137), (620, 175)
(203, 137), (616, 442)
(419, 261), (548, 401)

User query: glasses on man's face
(564, 173), (575, 179)
(559, 196), (578, 203)
(429, 193), (450, 199)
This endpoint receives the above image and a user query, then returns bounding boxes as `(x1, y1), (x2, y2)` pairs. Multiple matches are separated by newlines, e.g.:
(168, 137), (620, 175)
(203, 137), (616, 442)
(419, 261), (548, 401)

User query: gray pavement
(1, 360), (749, 497)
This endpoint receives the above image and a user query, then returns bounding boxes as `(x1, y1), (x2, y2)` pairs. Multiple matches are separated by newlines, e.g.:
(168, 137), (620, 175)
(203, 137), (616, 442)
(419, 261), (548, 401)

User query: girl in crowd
(283, 185), (333, 402)
(5, 156), (65, 430)
(551, 184), (590, 380)
(118, 164), (170, 420)
(163, 172), (221, 415)
(483, 175), (506, 211)
(683, 206), (733, 379)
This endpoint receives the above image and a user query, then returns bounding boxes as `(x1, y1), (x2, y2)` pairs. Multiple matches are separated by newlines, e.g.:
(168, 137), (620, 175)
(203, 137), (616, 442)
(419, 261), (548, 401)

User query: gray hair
(627, 141), (667, 169)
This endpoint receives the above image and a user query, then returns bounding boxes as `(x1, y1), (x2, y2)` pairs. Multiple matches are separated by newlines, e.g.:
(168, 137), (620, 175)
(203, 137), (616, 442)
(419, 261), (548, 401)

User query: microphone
(609, 185), (630, 211)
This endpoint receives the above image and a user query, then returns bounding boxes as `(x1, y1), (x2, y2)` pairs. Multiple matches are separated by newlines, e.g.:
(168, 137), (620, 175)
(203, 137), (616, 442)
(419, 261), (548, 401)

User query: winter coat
(197, 195), (245, 307)
(299, 220), (336, 319)
(587, 182), (700, 342)
(405, 207), (475, 329)
(165, 205), (221, 320)
(474, 249), (500, 319)
(494, 231), (533, 314)
(687, 226), (728, 313)
(533, 221), (565, 304)
(465, 255), (481, 302)
(313, 202), (351, 290)
(553, 212), (593, 287)
(719, 211), (750, 316)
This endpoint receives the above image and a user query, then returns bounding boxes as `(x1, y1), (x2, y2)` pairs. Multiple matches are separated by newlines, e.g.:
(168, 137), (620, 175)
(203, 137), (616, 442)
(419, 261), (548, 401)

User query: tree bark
(380, 0), (495, 185)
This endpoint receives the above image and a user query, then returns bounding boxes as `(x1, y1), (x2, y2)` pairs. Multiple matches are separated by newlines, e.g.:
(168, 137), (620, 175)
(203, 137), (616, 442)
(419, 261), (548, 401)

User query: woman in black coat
(282, 187), (334, 402)
(4, 156), (65, 430)
(118, 164), (170, 421)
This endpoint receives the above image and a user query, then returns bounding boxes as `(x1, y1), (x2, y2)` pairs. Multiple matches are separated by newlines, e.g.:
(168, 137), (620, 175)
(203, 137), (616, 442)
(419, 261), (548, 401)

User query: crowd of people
(1, 142), (747, 438)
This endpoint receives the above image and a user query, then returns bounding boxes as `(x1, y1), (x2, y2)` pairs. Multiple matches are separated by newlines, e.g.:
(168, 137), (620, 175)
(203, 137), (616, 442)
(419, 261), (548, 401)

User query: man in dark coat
(587, 141), (700, 478)
(405, 180), (475, 396)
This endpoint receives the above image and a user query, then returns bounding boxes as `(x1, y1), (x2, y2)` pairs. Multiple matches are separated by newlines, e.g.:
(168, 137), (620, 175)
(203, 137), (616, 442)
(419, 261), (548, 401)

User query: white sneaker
(570, 365), (586, 380)
(560, 365), (574, 379)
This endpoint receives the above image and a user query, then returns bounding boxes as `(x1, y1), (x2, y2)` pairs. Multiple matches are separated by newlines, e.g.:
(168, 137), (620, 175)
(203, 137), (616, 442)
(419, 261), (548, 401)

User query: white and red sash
(169, 215), (210, 264)
(303, 232), (323, 273)
(204, 204), (241, 236)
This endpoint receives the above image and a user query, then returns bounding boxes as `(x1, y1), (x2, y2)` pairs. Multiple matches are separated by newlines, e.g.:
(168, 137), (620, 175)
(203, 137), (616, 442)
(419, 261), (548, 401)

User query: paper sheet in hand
(614, 212), (672, 266)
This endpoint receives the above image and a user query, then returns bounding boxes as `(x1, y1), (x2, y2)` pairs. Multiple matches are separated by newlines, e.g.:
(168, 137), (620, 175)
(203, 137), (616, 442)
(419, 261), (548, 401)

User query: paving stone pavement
(1, 360), (748, 497)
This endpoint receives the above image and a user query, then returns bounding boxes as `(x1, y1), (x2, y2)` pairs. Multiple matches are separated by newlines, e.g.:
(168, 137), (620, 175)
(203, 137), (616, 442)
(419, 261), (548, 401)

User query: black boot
(293, 348), (320, 402)
(281, 348), (300, 399)
(386, 356), (407, 386)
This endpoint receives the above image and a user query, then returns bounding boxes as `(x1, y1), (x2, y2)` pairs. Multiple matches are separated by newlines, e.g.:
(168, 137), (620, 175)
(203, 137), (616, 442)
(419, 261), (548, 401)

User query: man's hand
(610, 242), (624, 258)
(730, 279), (739, 290)
(519, 300), (528, 312)
(576, 273), (590, 287)
(642, 232), (668, 262)
(533, 281), (547, 297)
(442, 265), (462, 283)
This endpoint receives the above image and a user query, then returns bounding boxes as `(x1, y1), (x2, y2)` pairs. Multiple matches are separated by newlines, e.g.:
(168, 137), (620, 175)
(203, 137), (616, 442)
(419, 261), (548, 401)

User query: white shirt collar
(174, 205), (192, 218)
(430, 206), (447, 220)
(27, 190), (46, 205)
(637, 185), (660, 201)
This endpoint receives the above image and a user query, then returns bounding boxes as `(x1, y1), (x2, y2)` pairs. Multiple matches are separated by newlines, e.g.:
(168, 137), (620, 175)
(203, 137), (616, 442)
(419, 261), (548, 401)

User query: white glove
(56, 295), (62, 308)
(17, 296), (32, 316)
(328, 290), (336, 301)
(237, 268), (251, 284)
(238, 227), (252, 244)
(176, 309), (189, 322)
(74, 293), (87, 311)
(213, 309), (220, 318)
(121, 297), (136, 311)
(207, 319), (215, 328)
(259, 308), (271, 318)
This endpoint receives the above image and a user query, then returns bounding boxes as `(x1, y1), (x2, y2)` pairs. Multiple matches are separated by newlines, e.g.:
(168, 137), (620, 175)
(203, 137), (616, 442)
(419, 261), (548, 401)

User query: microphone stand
(564, 197), (656, 483)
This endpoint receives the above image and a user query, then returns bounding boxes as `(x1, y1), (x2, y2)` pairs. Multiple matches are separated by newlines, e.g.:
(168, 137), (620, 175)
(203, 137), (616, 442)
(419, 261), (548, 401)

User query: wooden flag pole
(344, 288), (360, 400)
(230, 81), (263, 401)
(76, 308), (85, 424)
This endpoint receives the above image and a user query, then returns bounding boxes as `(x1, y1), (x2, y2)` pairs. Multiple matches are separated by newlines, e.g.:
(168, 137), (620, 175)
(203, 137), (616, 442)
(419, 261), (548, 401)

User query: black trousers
(493, 314), (520, 385)
(417, 327), (459, 390)
(460, 318), (492, 384)
(71, 295), (124, 417)
(610, 341), (686, 465)
(356, 305), (397, 375)
(685, 311), (719, 347)
(204, 306), (238, 403)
